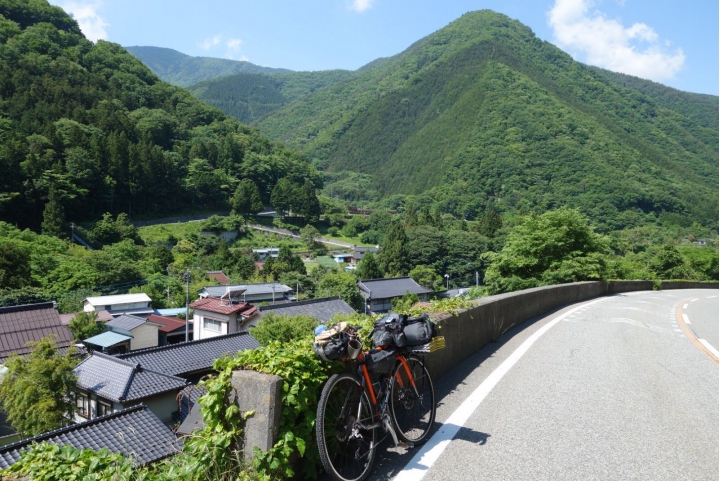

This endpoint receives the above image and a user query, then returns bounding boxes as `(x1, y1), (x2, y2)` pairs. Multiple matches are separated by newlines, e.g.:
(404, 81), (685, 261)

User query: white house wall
(130, 323), (159, 351)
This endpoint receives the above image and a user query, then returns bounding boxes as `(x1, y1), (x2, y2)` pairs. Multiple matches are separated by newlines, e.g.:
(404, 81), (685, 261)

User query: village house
(254, 296), (356, 325)
(357, 277), (433, 313)
(189, 297), (257, 340)
(0, 405), (180, 469)
(83, 314), (165, 354)
(198, 281), (294, 304)
(0, 302), (75, 363)
(83, 293), (154, 318)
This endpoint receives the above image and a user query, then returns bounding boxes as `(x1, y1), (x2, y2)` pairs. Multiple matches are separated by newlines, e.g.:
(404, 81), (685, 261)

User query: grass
(138, 222), (204, 244)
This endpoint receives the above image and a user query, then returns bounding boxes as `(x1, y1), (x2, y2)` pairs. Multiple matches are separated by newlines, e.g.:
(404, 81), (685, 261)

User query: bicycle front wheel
(317, 372), (377, 481)
(390, 355), (436, 444)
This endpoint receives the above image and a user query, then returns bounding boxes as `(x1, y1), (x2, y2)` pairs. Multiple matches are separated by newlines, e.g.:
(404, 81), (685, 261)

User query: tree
(300, 224), (323, 254)
(271, 178), (295, 218)
(68, 311), (104, 341)
(231, 179), (263, 216)
(0, 337), (77, 437)
(316, 270), (364, 311)
(409, 264), (441, 290)
(250, 313), (319, 346)
(377, 221), (411, 277)
(41, 186), (65, 237)
(356, 252), (383, 280)
(476, 205), (503, 238)
(484, 208), (611, 294)
(295, 180), (321, 223)
(0, 240), (32, 289)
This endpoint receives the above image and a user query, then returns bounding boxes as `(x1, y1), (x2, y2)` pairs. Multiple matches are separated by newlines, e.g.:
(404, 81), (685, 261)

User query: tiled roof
(0, 302), (75, 361)
(147, 315), (188, 333)
(357, 277), (433, 300)
(206, 271), (230, 285)
(116, 332), (261, 377)
(259, 296), (356, 323)
(74, 352), (186, 402)
(200, 282), (292, 298)
(189, 298), (257, 316)
(0, 405), (180, 468)
(84, 293), (151, 307)
(106, 314), (151, 331)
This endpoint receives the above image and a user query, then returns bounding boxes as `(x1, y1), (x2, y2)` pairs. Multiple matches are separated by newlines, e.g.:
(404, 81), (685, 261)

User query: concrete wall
(422, 280), (718, 380)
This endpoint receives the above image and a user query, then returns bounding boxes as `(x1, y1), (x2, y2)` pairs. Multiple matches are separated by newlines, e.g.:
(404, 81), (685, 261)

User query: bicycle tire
(390, 354), (436, 444)
(317, 372), (377, 481)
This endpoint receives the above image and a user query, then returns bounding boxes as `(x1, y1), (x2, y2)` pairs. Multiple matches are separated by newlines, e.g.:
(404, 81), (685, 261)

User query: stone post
(230, 370), (284, 462)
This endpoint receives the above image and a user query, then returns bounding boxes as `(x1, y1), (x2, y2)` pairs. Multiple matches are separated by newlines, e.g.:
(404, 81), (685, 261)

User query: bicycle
(315, 324), (442, 481)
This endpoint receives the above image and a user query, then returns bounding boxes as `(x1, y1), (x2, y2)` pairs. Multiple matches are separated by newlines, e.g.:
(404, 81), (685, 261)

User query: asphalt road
(357, 289), (718, 481)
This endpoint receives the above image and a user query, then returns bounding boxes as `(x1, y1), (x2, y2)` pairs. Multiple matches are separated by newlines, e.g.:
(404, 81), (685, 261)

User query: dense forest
(247, 11), (717, 232)
(187, 69), (358, 125)
(125, 46), (291, 86)
(0, 0), (322, 232)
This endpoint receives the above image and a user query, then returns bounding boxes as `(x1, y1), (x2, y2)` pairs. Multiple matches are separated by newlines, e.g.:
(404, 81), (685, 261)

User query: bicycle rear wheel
(317, 372), (377, 481)
(390, 355), (436, 444)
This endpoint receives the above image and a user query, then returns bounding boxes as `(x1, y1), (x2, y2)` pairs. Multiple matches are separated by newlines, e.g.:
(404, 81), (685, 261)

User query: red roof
(147, 314), (188, 333)
(189, 298), (257, 316)
(206, 271), (230, 285)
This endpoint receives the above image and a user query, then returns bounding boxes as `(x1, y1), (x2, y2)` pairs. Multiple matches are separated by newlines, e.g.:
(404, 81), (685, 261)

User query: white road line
(674, 329), (682, 332)
(699, 340), (719, 358)
(707, 296), (717, 299)
(690, 298), (699, 302)
(394, 297), (611, 481)
(683, 303), (688, 309)
(682, 314), (690, 324)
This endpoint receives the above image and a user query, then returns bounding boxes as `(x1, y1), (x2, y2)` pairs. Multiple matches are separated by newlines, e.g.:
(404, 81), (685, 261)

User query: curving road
(362, 289), (718, 481)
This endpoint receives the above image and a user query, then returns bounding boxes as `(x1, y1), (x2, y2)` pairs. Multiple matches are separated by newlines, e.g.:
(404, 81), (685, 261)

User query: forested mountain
(247, 11), (718, 231)
(0, 0), (321, 232)
(125, 46), (291, 86)
(187, 69), (358, 124)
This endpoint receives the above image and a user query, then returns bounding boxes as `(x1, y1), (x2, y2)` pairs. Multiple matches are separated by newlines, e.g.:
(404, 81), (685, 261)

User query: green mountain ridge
(247, 10), (717, 230)
(125, 46), (292, 86)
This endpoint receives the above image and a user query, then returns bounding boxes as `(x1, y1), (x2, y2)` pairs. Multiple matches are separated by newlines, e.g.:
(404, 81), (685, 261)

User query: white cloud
(349, 0), (375, 13)
(547, 0), (684, 81)
(226, 38), (243, 51)
(58, 1), (108, 42)
(199, 35), (222, 50)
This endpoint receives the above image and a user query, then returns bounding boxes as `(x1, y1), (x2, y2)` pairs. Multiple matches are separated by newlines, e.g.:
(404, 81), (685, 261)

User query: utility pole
(70, 222), (76, 244)
(476, 271), (479, 287)
(444, 274), (450, 290)
(183, 269), (190, 342)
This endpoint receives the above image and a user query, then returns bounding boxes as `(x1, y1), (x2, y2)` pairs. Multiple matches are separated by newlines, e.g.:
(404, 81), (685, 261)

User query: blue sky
(50, 0), (717, 95)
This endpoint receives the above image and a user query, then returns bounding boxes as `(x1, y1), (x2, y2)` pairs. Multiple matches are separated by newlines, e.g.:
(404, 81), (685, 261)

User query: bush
(250, 313), (319, 346)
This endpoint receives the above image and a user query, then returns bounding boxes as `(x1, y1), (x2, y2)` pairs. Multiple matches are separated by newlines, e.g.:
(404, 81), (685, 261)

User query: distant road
(358, 289), (718, 481)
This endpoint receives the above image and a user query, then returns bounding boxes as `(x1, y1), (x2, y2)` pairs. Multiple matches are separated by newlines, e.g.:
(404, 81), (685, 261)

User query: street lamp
(182, 269), (191, 342)
(444, 274), (450, 290)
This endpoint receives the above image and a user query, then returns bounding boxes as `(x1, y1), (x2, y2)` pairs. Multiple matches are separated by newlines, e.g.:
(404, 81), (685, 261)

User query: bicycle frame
(358, 348), (419, 426)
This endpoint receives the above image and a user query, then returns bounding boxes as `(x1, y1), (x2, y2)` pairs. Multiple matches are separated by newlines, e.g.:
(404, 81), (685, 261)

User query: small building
(147, 314), (191, 345)
(84, 314), (164, 354)
(73, 352), (187, 423)
(332, 253), (354, 264)
(252, 247), (279, 260)
(0, 405), (180, 469)
(354, 246), (379, 263)
(0, 302), (75, 363)
(83, 293), (153, 318)
(206, 270), (230, 285)
(198, 282), (294, 304)
(190, 298), (257, 340)
(117, 331), (261, 383)
(256, 296), (356, 324)
(357, 277), (433, 313)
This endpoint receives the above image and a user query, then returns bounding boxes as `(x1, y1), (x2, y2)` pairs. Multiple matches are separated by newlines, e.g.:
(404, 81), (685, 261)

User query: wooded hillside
(0, 0), (321, 231)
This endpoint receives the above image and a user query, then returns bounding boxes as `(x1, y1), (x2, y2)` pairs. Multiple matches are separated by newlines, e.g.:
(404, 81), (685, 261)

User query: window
(97, 401), (113, 417)
(76, 393), (90, 418)
(204, 318), (222, 332)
